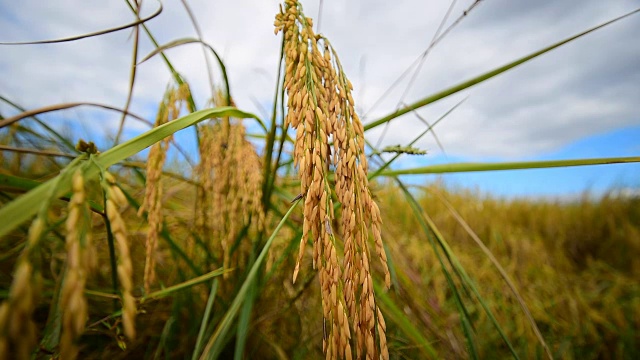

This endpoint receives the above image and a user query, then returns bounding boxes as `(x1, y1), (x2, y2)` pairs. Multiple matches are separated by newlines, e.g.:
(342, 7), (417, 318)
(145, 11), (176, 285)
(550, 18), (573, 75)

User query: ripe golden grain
(198, 118), (264, 277)
(0, 217), (44, 360)
(105, 176), (137, 340)
(275, 1), (390, 358)
(60, 170), (95, 360)
(139, 84), (193, 293)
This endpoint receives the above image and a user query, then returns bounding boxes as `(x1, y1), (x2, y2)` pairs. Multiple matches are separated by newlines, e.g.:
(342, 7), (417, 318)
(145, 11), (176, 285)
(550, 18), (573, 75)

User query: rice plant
(0, 1), (638, 359)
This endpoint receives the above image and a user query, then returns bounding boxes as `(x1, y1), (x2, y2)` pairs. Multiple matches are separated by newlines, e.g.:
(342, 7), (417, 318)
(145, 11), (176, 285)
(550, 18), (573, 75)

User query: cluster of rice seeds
(198, 118), (264, 276)
(104, 173), (137, 340)
(60, 170), (97, 359)
(275, 1), (390, 359)
(138, 83), (193, 293)
(196, 125), (215, 242)
(0, 219), (44, 360)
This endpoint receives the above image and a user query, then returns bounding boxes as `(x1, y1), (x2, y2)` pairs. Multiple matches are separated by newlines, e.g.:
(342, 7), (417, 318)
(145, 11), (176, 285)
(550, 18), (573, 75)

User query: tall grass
(0, 1), (639, 359)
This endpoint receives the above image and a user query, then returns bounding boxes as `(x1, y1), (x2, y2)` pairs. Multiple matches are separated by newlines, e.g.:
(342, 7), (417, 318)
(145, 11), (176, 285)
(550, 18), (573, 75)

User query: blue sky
(1, 0), (639, 199)
(408, 125), (640, 198)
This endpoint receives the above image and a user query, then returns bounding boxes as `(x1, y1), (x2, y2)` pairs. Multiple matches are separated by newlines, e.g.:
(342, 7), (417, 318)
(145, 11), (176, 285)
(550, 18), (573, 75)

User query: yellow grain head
(0, 217), (45, 360)
(276, 1), (390, 358)
(105, 174), (137, 340)
(198, 114), (264, 278)
(59, 170), (95, 360)
(139, 83), (192, 294)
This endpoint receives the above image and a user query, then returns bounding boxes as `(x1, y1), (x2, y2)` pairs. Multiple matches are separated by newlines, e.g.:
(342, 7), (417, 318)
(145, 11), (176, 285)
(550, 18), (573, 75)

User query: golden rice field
(0, 1), (638, 359)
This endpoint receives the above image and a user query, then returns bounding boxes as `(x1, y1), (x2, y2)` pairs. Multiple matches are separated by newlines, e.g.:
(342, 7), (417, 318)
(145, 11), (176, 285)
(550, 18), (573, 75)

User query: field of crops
(1, 1), (638, 359)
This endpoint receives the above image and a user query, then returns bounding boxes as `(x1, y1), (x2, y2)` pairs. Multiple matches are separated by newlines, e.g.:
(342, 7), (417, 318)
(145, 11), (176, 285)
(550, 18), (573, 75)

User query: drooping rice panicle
(139, 83), (193, 293)
(275, 1), (390, 358)
(105, 172), (137, 340)
(60, 170), (96, 360)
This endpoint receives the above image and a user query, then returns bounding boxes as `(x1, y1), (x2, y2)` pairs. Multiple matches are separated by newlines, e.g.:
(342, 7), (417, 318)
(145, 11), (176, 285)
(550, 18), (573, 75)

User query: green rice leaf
(0, 107), (259, 241)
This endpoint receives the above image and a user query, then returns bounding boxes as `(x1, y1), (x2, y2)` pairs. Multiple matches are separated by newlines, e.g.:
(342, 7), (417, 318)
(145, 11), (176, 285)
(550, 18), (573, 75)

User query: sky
(0, 0), (638, 198)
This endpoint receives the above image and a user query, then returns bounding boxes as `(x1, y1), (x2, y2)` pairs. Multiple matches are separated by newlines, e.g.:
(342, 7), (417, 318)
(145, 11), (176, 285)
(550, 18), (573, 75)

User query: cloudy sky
(1, 0), (638, 197)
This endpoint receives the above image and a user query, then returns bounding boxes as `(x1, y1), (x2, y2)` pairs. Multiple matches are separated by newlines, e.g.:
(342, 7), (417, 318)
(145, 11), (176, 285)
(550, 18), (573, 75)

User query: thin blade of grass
(142, 268), (226, 302)
(113, 1), (141, 145)
(364, 8), (640, 131)
(199, 199), (301, 360)
(373, 281), (439, 359)
(0, 145), (75, 159)
(262, 36), (286, 212)
(0, 0), (163, 45)
(234, 277), (257, 360)
(0, 95), (76, 152)
(138, 38), (232, 108)
(367, 133), (519, 358)
(122, 0), (197, 113)
(380, 156), (640, 176)
(368, 97), (466, 180)
(192, 279), (219, 360)
(179, 0), (216, 98)
(154, 316), (175, 358)
(0, 102), (151, 129)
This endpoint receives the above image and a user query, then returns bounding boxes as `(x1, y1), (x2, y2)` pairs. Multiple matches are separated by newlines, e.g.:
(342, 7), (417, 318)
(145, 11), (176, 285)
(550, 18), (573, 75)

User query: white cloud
(0, 0), (638, 159)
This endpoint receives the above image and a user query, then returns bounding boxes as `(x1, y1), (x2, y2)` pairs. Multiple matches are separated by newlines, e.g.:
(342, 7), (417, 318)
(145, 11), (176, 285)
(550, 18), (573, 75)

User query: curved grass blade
(113, 1), (142, 145)
(364, 8), (640, 131)
(368, 97), (466, 180)
(0, 0), (163, 45)
(179, 0), (216, 98)
(373, 281), (439, 359)
(122, 0), (197, 113)
(0, 107), (259, 241)
(192, 279), (219, 360)
(262, 36), (286, 212)
(142, 268), (226, 302)
(0, 95), (76, 152)
(0, 145), (74, 159)
(139, 38), (232, 108)
(234, 276), (257, 360)
(0, 101), (151, 129)
(380, 156), (640, 176)
(199, 199), (301, 360)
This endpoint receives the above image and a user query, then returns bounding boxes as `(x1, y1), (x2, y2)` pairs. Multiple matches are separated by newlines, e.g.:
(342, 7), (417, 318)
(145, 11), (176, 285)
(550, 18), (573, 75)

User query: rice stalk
(139, 83), (193, 293)
(59, 170), (96, 359)
(0, 219), (44, 360)
(275, 1), (390, 358)
(104, 172), (137, 340)
(197, 105), (265, 276)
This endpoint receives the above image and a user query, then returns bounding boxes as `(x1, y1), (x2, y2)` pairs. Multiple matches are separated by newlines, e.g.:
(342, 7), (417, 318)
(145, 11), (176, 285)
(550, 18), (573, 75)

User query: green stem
(380, 156), (640, 176)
